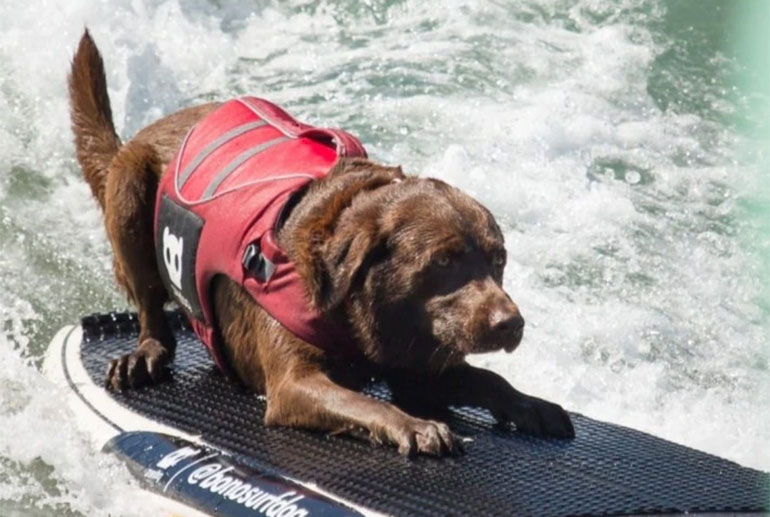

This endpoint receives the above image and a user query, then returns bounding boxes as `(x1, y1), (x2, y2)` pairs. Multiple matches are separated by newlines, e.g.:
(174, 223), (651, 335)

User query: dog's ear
(291, 161), (403, 312)
(319, 219), (385, 312)
(295, 218), (384, 313)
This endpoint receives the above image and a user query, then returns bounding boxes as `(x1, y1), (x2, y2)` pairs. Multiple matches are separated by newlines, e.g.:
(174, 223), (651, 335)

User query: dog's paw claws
(494, 396), (575, 439)
(104, 338), (171, 391)
(391, 418), (463, 457)
(526, 403), (574, 438)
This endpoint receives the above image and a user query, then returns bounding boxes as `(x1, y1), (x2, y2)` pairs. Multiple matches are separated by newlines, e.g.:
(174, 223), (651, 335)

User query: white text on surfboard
(188, 463), (310, 517)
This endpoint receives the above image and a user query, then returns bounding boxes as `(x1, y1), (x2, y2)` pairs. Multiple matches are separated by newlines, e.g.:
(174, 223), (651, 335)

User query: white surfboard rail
(44, 325), (201, 445)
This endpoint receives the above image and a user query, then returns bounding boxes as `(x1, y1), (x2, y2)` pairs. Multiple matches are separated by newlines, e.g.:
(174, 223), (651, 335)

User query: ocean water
(0, 0), (768, 514)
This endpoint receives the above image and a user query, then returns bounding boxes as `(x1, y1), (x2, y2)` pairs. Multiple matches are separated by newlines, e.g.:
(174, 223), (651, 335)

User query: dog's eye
(492, 253), (505, 267)
(435, 254), (452, 267)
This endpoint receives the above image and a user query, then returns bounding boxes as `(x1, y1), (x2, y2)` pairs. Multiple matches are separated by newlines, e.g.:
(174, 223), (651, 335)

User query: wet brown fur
(69, 30), (573, 457)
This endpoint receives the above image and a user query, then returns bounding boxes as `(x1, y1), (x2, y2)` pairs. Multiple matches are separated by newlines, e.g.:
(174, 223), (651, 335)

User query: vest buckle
(242, 243), (275, 282)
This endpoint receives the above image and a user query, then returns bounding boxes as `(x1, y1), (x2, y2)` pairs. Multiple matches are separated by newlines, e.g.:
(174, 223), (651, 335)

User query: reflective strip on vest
(177, 120), (268, 189)
(202, 136), (291, 198)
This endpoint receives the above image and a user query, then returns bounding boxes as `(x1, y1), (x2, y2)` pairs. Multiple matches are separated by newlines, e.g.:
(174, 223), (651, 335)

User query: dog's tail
(68, 29), (121, 211)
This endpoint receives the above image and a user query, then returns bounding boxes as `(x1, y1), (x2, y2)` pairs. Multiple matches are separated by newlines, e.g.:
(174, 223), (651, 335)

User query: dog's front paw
(105, 338), (171, 391)
(492, 395), (575, 439)
(382, 416), (463, 457)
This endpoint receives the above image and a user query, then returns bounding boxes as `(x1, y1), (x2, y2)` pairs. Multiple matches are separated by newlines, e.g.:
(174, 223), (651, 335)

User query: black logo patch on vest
(155, 195), (204, 320)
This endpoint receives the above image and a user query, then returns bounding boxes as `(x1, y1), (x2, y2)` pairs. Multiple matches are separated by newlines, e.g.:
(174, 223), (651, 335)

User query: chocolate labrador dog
(69, 30), (573, 456)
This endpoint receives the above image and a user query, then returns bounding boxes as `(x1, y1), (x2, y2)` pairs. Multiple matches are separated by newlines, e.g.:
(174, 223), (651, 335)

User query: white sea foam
(0, 329), (168, 515)
(0, 1), (767, 514)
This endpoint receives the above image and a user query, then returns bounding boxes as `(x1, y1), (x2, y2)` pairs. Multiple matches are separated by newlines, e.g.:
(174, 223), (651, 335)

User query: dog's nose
(489, 308), (524, 337)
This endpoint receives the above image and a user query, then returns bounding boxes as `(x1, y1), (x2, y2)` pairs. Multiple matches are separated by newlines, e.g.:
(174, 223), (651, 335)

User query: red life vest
(153, 97), (368, 371)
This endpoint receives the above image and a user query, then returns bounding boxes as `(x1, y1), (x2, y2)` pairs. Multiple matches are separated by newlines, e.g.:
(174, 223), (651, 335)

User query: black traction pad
(80, 312), (770, 516)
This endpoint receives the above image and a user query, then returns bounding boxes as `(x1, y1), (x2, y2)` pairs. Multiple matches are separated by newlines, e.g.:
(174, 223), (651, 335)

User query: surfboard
(44, 311), (770, 517)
